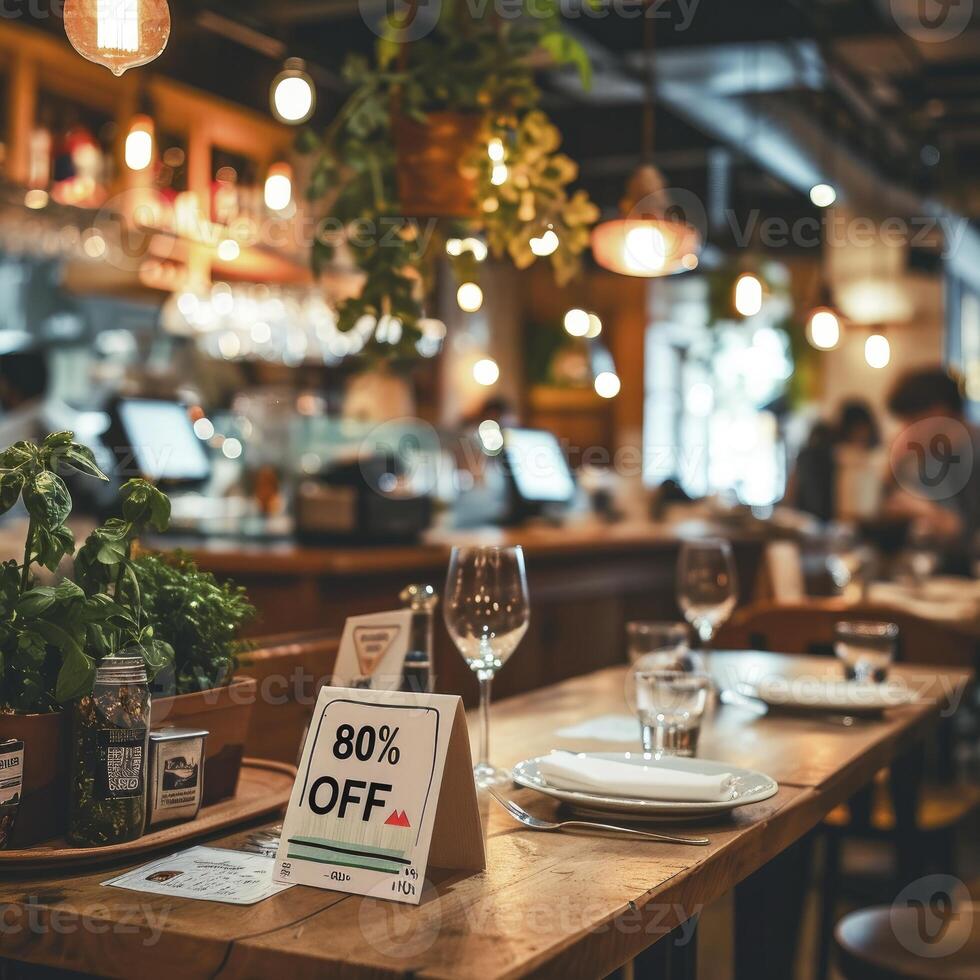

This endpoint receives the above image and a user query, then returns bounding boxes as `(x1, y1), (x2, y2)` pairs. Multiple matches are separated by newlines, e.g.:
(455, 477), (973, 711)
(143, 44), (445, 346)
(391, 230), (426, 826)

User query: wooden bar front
(166, 524), (766, 705)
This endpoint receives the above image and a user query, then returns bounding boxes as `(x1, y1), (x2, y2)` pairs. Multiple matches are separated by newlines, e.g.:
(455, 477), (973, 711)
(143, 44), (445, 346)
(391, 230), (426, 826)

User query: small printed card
(103, 846), (291, 905)
(275, 687), (485, 905)
(331, 609), (413, 691)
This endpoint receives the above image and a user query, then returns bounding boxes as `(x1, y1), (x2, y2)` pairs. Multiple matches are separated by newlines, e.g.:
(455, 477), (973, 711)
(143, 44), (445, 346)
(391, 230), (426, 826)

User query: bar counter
(157, 521), (767, 705)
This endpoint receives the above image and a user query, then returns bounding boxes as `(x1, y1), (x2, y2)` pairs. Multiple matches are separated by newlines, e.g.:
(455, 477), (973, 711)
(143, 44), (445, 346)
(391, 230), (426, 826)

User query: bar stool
(834, 903), (979, 979)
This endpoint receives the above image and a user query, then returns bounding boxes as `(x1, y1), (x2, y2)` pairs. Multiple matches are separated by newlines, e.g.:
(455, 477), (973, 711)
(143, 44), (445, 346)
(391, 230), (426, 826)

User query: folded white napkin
(756, 678), (915, 710)
(537, 754), (736, 802)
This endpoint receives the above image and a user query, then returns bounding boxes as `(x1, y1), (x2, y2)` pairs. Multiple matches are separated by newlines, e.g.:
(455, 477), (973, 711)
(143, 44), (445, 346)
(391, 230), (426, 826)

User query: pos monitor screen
(111, 399), (211, 486)
(501, 427), (576, 511)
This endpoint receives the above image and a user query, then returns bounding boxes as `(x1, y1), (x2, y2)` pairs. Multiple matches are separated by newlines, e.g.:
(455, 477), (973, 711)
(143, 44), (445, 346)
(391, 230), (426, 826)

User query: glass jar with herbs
(68, 655), (150, 847)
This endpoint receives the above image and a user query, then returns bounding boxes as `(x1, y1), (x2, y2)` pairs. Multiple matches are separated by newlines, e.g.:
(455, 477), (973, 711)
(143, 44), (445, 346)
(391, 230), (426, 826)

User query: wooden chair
(834, 903), (980, 979)
(238, 628), (340, 765)
(718, 598), (980, 980)
(718, 597), (977, 668)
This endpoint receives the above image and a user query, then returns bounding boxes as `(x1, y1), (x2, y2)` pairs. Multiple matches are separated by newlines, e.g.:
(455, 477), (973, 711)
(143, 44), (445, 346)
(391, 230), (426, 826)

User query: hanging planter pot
(393, 112), (482, 218)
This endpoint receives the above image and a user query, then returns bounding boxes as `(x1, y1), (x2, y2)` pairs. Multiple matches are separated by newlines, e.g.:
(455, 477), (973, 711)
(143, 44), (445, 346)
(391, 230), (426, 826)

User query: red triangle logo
(384, 809), (411, 828)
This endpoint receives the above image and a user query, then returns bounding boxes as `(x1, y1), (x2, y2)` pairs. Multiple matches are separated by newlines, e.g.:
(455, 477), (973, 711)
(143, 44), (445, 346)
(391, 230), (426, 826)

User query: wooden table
(0, 654), (970, 980)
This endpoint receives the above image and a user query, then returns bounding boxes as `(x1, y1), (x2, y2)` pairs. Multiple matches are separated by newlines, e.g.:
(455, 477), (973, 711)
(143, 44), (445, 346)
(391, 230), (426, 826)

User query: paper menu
(103, 846), (291, 905)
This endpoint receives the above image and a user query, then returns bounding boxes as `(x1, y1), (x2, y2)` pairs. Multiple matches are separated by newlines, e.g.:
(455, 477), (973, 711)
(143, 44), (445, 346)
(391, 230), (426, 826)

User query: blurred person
(884, 367), (979, 548)
(786, 399), (881, 523)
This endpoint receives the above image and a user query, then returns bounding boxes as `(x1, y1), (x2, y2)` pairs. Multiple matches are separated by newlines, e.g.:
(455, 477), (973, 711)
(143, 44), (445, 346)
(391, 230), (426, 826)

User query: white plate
(749, 678), (918, 716)
(511, 753), (778, 820)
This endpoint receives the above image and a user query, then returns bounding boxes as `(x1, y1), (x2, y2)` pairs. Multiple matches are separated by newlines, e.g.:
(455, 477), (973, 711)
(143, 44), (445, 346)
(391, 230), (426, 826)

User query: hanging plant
(302, 0), (598, 361)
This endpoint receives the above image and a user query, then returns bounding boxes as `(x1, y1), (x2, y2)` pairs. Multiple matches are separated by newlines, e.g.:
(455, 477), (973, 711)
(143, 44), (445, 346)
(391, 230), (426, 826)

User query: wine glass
(676, 539), (738, 646)
(444, 545), (530, 786)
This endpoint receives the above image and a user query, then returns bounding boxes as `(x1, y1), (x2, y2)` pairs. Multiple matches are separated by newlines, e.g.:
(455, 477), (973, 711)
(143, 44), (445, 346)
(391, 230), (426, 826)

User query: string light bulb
(473, 358), (500, 386)
(594, 372), (621, 399)
(806, 307), (841, 350)
(264, 162), (293, 212)
(529, 228), (559, 257)
(865, 332), (890, 369)
(271, 59), (316, 124)
(809, 183), (837, 208)
(733, 272), (764, 318)
(457, 282), (484, 313)
(64, 0), (171, 76)
(564, 309), (590, 337)
(124, 115), (154, 171)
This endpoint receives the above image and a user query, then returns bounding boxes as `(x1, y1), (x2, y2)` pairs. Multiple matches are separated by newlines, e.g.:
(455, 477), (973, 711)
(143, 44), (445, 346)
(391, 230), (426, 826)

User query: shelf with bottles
(0, 18), (308, 287)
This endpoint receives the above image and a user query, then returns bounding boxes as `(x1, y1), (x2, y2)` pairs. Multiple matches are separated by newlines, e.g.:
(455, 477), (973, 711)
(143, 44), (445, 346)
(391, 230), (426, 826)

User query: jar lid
(95, 656), (147, 686)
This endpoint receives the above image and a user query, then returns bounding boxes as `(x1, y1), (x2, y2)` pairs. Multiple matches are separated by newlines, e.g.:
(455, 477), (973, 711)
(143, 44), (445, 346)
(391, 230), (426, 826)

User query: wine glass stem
(477, 669), (493, 769)
(697, 621), (714, 648)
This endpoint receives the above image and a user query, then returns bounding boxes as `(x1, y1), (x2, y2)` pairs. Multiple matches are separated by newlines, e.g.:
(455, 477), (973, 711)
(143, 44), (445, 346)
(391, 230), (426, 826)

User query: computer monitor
(108, 398), (211, 486)
(501, 427), (576, 514)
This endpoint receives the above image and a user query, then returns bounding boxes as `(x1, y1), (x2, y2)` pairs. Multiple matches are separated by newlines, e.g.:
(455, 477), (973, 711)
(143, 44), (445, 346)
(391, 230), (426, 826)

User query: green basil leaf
(54, 579), (85, 602)
(16, 587), (57, 618)
(0, 442), (36, 470)
(0, 470), (24, 516)
(55, 646), (95, 702)
(59, 444), (109, 481)
(43, 431), (74, 450)
(23, 471), (72, 527)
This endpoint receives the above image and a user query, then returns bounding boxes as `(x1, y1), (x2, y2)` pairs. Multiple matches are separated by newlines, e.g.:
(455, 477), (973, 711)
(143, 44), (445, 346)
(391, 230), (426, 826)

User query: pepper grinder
(399, 583), (438, 694)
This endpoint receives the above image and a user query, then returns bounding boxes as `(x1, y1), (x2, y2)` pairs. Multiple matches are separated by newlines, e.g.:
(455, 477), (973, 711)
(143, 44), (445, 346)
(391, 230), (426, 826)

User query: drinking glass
(444, 545), (530, 786)
(676, 539), (738, 646)
(834, 620), (899, 683)
(634, 669), (711, 756)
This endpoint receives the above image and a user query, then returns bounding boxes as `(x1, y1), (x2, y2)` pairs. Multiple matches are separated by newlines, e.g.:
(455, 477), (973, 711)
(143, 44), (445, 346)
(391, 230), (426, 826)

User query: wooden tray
(0, 758), (295, 872)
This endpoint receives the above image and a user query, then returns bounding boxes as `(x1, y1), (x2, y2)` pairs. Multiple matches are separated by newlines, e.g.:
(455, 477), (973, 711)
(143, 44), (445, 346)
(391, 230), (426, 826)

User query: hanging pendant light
(64, 0), (171, 76)
(591, 12), (701, 278)
(806, 282), (846, 351)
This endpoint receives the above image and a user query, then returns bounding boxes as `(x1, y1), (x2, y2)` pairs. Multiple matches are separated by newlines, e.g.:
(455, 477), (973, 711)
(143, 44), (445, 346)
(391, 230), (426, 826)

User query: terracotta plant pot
(0, 710), (68, 847)
(151, 677), (257, 806)
(393, 111), (482, 218)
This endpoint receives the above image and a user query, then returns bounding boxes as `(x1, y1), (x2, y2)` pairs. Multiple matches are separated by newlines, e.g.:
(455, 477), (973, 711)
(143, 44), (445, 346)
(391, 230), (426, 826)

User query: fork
(487, 789), (710, 845)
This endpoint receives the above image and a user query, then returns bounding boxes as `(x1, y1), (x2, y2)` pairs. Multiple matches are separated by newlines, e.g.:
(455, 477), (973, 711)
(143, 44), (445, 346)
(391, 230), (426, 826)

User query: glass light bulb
(809, 183), (837, 208)
(564, 308), (590, 337)
(807, 308), (841, 350)
(473, 358), (500, 386)
(594, 372), (621, 399)
(865, 333), (890, 369)
(264, 163), (293, 212)
(271, 60), (316, 124)
(734, 273), (764, 317)
(457, 282), (483, 313)
(124, 115), (154, 171)
(64, 0), (171, 77)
